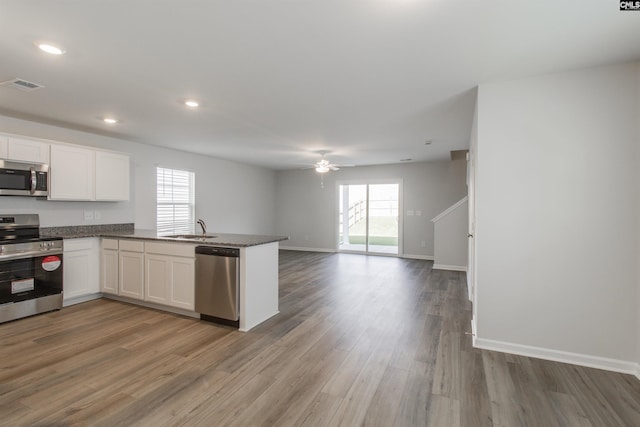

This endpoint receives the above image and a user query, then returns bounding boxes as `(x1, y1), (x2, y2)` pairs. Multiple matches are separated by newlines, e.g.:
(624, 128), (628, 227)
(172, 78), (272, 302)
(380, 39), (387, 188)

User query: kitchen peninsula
(43, 224), (288, 332)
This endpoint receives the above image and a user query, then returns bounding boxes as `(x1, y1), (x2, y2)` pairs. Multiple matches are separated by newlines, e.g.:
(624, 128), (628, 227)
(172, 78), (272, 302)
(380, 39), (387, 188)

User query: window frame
(156, 166), (195, 236)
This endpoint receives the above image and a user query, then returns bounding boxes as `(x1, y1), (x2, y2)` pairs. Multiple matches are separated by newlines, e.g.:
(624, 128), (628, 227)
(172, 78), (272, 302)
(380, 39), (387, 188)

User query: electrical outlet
(407, 210), (414, 216)
(94, 211), (102, 220)
(421, 240), (426, 247)
(304, 235), (310, 241)
(84, 211), (94, 221)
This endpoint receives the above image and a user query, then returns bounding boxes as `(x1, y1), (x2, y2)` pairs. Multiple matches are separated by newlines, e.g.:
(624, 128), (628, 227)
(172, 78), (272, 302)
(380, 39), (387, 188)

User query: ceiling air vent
(0, 78), (44, 92)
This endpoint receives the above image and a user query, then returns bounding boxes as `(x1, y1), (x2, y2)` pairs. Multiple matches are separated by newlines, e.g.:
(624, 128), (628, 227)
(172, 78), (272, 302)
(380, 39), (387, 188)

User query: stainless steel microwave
(0, 159), (49, 196)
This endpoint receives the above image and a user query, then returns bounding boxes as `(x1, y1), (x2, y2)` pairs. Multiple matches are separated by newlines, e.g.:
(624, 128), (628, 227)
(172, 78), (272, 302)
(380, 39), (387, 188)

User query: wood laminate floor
(1, 250), (639, 426)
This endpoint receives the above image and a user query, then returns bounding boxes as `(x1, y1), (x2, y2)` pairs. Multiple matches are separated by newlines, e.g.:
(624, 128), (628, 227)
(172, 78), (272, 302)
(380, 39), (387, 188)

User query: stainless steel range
(0, 214), (63, 323)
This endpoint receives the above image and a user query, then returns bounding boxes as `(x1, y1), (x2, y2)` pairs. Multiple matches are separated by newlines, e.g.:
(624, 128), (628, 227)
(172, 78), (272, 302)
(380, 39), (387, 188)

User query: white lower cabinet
(100, 239), (119, 294)
(145, 242), (195, 311)
(99, 238), (195, 311)
(118, 240), (145, 300)
(63, 238), (100, 305)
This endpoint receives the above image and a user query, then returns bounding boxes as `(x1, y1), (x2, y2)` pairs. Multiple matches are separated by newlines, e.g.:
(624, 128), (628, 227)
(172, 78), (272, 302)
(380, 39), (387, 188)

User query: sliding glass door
(338, 182), (400, 255)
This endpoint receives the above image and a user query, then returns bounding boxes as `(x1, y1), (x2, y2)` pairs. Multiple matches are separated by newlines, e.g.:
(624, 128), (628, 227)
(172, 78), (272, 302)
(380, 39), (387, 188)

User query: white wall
(468, 100), (478, 319)
(432, 198), (468, 270)
(275, 160), (467, 257)
(637, 64), (640, 373)
(0, 115), (277, 234)
(475, 61), (640, 369)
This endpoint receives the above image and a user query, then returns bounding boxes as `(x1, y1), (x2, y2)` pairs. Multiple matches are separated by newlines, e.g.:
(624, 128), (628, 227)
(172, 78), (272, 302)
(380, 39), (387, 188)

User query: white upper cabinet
(0, 135), (7, 158)
(1, 132), (130, 201)
(7, 136), (50, 164)
(49, 143), (130, 202)
(49, 144), (95, 200)
(95, 151), (130, 201)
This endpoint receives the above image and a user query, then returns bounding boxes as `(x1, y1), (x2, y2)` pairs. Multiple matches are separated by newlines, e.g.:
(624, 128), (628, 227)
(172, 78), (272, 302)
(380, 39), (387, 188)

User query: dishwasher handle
(195, 246), (239, 257)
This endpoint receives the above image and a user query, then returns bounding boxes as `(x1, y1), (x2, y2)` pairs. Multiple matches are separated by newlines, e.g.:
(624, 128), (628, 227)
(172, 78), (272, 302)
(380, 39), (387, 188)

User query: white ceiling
(1, 1), (639, 170)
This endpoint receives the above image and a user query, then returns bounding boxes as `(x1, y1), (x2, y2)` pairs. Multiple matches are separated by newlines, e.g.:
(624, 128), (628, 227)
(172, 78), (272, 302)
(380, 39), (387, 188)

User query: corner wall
(275, 160), (467, 257)
(475, 61), (640, 372)
(0, 115), (277, 234)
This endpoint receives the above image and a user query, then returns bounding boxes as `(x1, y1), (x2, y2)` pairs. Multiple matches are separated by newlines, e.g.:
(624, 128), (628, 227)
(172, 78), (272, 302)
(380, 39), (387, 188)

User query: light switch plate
(94, 211), (102, 220)
(407, 210), (414, 216)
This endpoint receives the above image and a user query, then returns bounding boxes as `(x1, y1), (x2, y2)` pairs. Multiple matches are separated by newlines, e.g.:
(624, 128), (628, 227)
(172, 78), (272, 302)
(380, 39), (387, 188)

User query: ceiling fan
(305, 151), (355, 174)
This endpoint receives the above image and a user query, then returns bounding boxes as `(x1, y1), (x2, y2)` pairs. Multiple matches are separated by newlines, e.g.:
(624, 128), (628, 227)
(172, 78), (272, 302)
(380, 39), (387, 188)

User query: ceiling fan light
(315, 165), (330, 173)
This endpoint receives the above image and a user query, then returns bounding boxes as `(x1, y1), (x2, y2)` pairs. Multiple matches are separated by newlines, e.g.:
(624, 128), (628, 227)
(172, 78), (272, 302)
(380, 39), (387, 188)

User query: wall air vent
(0, 78), (44, 92)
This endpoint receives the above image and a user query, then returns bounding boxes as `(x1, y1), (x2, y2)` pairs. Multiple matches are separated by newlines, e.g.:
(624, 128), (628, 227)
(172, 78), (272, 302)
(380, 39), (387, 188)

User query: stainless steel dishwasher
(195, 246), (240, 327)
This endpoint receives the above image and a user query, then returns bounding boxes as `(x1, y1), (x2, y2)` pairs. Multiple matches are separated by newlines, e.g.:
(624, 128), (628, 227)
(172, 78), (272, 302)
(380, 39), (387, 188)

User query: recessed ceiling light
(424, 140), (432, 145)
(37, 43), (65, 55)
(103, 118), (118, 124)
(400, 158), (413, 162)
(185, 100), (199, 108)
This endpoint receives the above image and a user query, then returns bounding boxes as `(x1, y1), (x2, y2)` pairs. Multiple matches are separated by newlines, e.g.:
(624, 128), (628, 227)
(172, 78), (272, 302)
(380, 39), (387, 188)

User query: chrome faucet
(197, 219), (206, 236)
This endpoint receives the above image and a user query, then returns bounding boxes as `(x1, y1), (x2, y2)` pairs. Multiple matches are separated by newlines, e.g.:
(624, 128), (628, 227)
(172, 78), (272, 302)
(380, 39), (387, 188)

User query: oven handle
(0, 249), (63, 262)
(30, 167), (37, 194)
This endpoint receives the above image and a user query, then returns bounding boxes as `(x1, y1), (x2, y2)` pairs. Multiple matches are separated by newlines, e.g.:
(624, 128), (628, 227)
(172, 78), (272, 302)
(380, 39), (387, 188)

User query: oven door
(0, 253), (63, 304)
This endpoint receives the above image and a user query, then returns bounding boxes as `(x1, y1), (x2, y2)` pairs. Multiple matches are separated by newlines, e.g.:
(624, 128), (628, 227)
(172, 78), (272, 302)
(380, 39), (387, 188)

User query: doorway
(338, 182), (401, 255)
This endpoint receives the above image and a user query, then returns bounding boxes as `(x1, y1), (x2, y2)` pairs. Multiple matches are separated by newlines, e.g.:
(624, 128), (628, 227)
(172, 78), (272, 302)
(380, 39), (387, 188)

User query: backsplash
(41, 223), (135, 238)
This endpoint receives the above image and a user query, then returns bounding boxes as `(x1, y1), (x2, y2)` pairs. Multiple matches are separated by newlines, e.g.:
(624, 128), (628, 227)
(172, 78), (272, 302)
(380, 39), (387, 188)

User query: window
(156, 167), (195, 236)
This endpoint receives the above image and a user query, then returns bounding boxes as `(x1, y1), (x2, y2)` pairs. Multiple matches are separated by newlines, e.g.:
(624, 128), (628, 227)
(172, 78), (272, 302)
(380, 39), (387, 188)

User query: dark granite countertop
(41, 224), (289, 248)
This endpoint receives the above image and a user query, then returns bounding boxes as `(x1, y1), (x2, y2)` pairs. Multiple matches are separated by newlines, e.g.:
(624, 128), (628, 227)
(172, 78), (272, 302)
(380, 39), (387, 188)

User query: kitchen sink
(166, 234), (218, 239)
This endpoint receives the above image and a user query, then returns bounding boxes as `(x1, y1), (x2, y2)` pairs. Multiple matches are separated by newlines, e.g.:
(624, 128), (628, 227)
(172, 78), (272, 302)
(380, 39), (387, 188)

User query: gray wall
(0, 115), (277, 234)
(433, 198), (468, 269)
(275, 160), (467, 257)
(475, 61), (640, 367)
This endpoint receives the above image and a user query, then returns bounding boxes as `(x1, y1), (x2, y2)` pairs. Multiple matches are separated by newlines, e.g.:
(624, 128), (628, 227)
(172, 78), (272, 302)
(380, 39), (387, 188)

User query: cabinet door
(7, 136), (49, 163)
(101, 249), (119, 294)
(63, 238), (99, 302)
(170, 257), (195, 310)
(49, 144), (95, 200)
(119, 251), (144, 300)
(145, 254), (170, 305)
(0, 135), (7, 158)
(95, 151), (130, 201)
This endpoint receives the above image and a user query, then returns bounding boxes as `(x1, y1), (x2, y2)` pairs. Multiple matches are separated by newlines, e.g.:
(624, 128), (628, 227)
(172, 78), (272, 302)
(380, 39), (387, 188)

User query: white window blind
(156, 167), (195, 236)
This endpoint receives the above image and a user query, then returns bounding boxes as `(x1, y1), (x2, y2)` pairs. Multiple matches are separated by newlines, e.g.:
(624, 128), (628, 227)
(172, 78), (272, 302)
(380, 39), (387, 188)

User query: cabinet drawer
(119, 239), (144, 252)
(145, 242), (195, 258)
(101, 238), (119, 250)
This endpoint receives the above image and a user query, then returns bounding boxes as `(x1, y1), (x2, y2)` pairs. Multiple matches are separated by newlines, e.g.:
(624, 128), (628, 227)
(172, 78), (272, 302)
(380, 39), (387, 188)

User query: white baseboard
(432, 263), (467, 272)
(279, 246), (336, 253)
(62, 293), (101, 307)
(281, 248), (435, 261)
(475, 337), (638, 376)
(471, 317), (477, 347)
(402, 254), (434, 261)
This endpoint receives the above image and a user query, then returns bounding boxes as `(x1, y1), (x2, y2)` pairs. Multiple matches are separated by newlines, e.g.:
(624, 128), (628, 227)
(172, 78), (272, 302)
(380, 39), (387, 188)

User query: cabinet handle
(30, 168), (37, 194)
